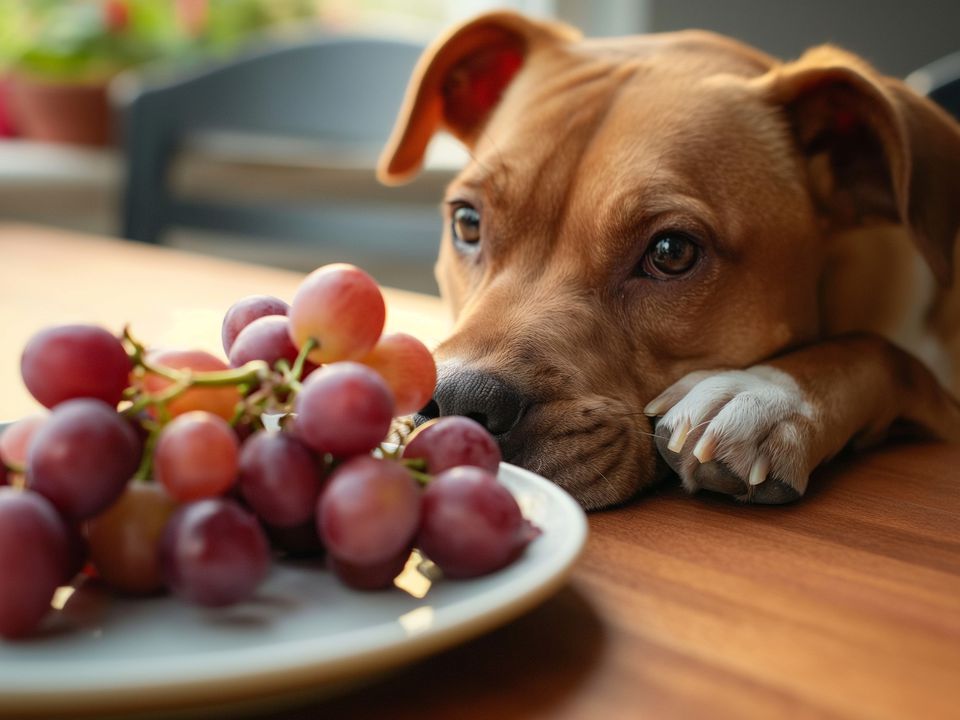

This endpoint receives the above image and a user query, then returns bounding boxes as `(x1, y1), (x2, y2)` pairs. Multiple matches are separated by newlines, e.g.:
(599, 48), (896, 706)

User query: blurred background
(1, 0), (958, 294)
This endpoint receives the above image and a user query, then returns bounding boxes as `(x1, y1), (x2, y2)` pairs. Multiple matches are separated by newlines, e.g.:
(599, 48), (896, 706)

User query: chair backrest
(907, 50), (960, 121)
(117, 35), (435, 250)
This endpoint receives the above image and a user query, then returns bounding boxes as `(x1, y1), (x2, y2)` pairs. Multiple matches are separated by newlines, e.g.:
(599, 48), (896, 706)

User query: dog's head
(378, 12), (960, 508)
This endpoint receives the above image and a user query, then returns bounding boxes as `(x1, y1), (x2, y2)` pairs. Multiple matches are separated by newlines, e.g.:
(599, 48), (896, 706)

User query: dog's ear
(760, 46), (960, 285)
(377, 11), (580, 185)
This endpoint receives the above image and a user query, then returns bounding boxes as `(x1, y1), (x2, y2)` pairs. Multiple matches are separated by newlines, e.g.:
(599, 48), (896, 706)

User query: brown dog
(377, 11), (960, 509)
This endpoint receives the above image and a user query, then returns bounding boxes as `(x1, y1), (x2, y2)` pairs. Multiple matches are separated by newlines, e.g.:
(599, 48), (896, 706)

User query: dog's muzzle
(416, 364), (528, 437)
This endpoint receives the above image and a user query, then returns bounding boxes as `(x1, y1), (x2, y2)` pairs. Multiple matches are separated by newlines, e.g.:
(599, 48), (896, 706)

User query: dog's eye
(451, 205), (481, 251)
(639, 233), (700, 278)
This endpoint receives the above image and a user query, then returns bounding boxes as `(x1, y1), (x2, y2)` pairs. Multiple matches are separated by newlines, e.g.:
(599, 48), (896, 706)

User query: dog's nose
(417, 367), (526, 436)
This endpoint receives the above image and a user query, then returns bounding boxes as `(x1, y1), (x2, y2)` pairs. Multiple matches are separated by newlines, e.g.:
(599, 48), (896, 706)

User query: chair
(114, 36), (445, 260)
(906, 50), (960, 121)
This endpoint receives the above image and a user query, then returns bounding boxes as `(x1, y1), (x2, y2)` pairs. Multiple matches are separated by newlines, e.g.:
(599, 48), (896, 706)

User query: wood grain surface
(1, 225), (958, 720)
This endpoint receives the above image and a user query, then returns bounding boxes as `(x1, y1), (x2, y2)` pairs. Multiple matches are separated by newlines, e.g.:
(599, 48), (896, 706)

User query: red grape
(141, 349), (241, 421)
(289, 264), (385, 363)
(362, 333), (437, 416)
(238, 431), (323, 527)
(221, 295), (289, 355)
(154, 411), (239, 501)
(0, 414), (46, 468)
(21, 324), (130, 409)
(160, 498), (270, 607)
(417, 466), (540, 579)
(294, 363), (394, 457)
(27, 399), (142, 520)
(0, 488), (70, 639)
(85, 482), (178, 595)
(317, 456), (420, 566)
(403, 416), (501, 475)
(228, 315), (316, 377)
(328, 547), (411, 591)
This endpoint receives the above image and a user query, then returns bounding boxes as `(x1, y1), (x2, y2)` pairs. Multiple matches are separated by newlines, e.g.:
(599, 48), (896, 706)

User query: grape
(229, 315), (316, 377)
(289, 264), (385, 363)
(0, 488), (70, 639)
(317, 456), (420, 566)
(63, 522), (89, 582)
(328, 547), (411, 591)
(403, 416), (501, 475)
(85, 482), (178, 595)
(294, 363), (394, 457)
(238, 431), (323, 527)
(362, 333), (437, 416)
(160, 498), (270, 607)
(263, 519), (325, 558)
(417, 466), (540, 579)
(27, 399), (142, 520)
(0, 462), (6, 487)
(0, 414), (46, 468)
(154, 411), (239, 502)
(141, 349), (241, 421)
(221, 295), (289, 355)
(20, 324), (130, 409)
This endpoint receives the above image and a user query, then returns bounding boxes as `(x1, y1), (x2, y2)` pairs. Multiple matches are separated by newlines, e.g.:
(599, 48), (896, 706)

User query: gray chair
(115, 35), (443, 258)
(907, 50), (960, 121)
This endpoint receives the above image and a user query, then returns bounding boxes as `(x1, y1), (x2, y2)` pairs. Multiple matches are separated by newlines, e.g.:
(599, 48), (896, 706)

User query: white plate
(0, 463), (587, 719)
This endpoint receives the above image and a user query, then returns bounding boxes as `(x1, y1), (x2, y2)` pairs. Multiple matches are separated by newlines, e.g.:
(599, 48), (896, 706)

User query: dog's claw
(748, 455), (770, 486)
(667, 419), (691, 453)
(643, 397), (668, 416)
(692, 430), (717, 463)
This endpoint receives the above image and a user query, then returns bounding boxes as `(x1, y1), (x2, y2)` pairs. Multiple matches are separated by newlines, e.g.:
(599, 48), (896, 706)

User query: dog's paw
(645, 366), (818, 504)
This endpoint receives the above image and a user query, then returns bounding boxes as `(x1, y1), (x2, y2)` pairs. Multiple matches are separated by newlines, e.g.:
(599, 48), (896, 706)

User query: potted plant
(1, 0), (316, 147)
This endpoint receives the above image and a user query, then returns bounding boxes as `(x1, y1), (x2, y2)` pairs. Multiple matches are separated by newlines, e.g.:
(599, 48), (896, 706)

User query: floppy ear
(760, 46), (960, 285)
(377, 11), (580, 185)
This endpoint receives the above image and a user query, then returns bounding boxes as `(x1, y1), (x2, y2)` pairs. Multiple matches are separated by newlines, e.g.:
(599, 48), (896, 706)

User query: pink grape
(228, 315), (317, 377)
(154, 412), (239, 502)
(417, 466), (540, 579)
(238, 431), (323, 527)
(361, 333), (437, 416)
(27, 399), (142, 520)
(0, 488), (70, 639)
(21, 324), (130, 409)
(289, 264), (385, 363)
(0, 415), (46, 468)
(221, 295), (289, 355)
(403, 416), (501, 475)
(317, 456), (420, 566)
(328, 547), (411, 591)
(160, 498), (270, 607)
(294, 363), (394, 457)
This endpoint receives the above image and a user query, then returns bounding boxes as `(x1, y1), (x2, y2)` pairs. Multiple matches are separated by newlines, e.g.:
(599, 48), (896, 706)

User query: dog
(377, 11), (960, 510)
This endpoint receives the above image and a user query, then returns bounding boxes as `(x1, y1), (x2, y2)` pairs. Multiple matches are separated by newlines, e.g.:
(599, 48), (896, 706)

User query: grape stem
(400, 458), (432, 486)
(288, 337), (318, 383)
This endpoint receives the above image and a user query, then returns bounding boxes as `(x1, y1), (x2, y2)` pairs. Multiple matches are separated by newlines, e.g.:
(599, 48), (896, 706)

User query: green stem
(407, 468), (433, 487)
(133, 426), (160, 482)
(290, 337), (318, 382)
(3, 460), (25, 475)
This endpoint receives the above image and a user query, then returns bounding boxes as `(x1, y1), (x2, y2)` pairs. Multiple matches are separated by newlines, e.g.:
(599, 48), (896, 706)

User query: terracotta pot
(6, 74), (113, 147)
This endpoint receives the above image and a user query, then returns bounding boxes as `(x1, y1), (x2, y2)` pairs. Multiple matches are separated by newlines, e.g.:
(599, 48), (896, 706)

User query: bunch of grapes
(0, 264), (540, 639)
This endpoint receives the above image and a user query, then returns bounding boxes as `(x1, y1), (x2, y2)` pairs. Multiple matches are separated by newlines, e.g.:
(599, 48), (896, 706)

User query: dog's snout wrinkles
(426, 367), (526, 436)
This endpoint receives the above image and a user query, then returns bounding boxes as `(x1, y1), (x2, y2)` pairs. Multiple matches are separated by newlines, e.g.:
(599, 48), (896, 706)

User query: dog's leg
(646, 334), (960, 503)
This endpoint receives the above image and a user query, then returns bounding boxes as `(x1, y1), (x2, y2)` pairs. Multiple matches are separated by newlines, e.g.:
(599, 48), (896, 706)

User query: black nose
(416, 367), (526, 436)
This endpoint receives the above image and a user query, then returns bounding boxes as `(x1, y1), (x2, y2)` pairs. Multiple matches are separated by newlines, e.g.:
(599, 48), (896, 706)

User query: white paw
(645, 366), (817, 502)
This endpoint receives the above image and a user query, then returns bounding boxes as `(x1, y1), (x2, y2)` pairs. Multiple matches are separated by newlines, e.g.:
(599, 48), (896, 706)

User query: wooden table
(2, 225), (959, 719)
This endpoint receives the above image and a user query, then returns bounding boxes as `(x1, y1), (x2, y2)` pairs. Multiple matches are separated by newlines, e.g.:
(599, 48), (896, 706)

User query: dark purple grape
(21, 324), (131, 409)
(0, 488), (70, 639)
(0, 461), (7, 487)
(160, 499), (270, 607)
(27, 399), (141, 520)
(294, 362), (394, 458)
(417, 466), (540, 579)
(403, 416), (501, 475)
(328, 547), (411, 591)
(221, 295), (289, 355)
(317, 455), (420, 566)
(263, 519), (325, 558)
(238, 431), (323, 527)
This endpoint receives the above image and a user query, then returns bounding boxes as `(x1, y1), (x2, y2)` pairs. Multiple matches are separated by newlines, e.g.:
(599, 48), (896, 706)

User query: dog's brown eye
(640, 233), (699, 278)
(451, 205), (481, 251)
